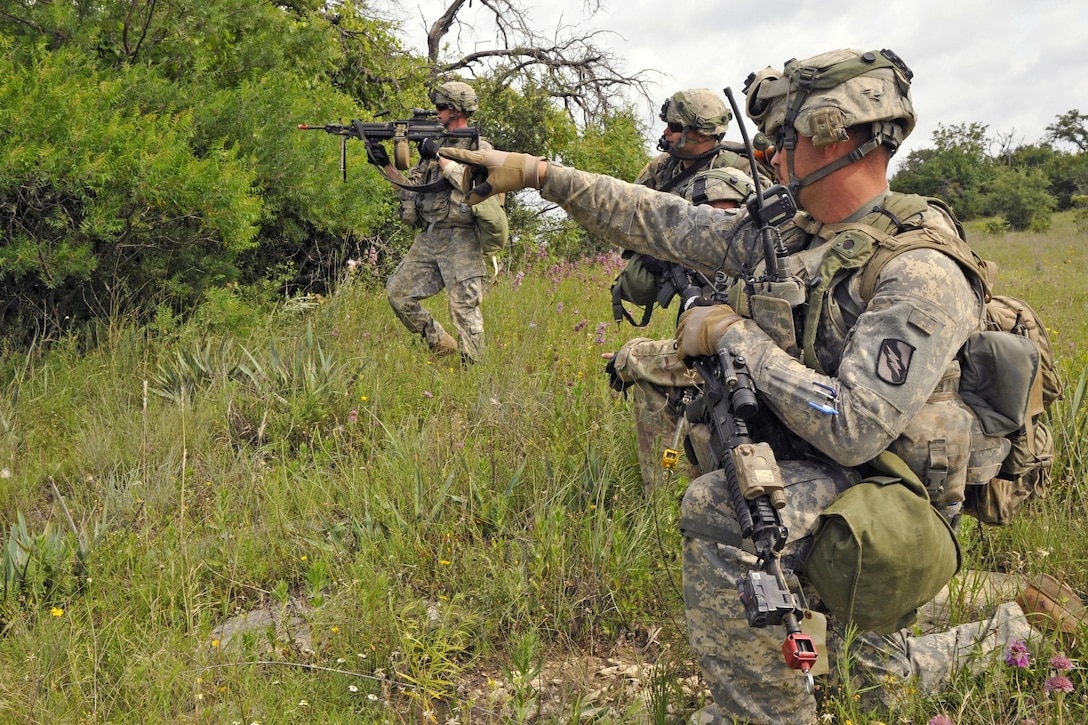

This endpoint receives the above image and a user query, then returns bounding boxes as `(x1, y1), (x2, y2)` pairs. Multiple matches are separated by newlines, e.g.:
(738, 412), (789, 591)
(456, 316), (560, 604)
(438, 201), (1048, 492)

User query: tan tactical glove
(438, 148), (544, 205)
(674, 304), (743, 362)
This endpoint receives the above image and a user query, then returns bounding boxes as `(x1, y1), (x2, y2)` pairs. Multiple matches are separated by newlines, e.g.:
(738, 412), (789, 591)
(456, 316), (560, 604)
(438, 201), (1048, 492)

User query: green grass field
(0, 213), (1085, 724)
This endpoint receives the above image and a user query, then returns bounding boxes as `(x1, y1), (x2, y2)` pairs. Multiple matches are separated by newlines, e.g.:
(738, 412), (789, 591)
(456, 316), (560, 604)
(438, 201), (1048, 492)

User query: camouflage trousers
(682, 460), (1035, 725)
(611, 338), (703, 490)
(386, 225), (486, 362)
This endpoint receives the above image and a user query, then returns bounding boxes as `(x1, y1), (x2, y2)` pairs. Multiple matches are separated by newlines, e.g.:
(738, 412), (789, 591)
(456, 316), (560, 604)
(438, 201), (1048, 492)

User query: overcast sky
(385, 0), (1087, 171)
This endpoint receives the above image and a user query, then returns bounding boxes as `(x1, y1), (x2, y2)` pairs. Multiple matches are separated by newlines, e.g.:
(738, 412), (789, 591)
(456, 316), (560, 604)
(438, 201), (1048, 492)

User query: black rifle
(668, 87), (818, 689)
(299, 109), (480, 185)
(657, 262), (713, 318)
(684, 349), (817, 688)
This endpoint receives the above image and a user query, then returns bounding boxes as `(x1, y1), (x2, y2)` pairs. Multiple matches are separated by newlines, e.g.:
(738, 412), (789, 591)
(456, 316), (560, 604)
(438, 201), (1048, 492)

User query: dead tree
(420, 0), (656, 125)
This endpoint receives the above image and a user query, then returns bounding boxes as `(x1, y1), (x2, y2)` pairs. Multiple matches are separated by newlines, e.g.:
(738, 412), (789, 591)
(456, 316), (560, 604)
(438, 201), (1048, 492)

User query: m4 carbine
(684, 348), (818, 690)
(299, 109), (480, 179)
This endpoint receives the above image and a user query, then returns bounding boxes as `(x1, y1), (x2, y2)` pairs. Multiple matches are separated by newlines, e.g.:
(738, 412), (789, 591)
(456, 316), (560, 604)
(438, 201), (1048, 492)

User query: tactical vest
(403, 136), (486, 228)
(785, 193), (1058, 523)
(792, 193), (992, 373)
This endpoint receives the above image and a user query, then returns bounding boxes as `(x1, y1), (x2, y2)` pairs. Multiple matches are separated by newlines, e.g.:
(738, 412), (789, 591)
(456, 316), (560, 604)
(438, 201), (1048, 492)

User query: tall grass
(0, 214), (1084, 723)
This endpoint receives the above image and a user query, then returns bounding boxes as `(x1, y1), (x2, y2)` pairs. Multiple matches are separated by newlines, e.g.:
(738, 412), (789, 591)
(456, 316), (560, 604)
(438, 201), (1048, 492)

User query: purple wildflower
(1044, 674), (1074, 694)
(1005, 639), (1030, 669)
(422, 390), (433, 399)
(928, 715), (954, 725)
(556, 302), (564, 313)
(593, 321), (608, 345)
(574, 319), (587, 333)
(348, 409), (358, 423)
(512, 271), (525, 291)
(1050, 654), (1074, 672)
(529, 322), (537, 328)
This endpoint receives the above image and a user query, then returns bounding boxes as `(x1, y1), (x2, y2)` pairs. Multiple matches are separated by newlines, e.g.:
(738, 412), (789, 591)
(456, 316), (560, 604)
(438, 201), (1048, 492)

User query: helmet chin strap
(783, 127), (883, 197)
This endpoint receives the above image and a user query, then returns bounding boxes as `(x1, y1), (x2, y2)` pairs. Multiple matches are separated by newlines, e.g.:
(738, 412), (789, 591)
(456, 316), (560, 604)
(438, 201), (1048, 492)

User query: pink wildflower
(574, 319), (587, 333)
(422, 390), (433, 399)
(928, 715), (954, 725)
(1044, 674), (1074, 694)
(348, 409), (358, 423)
(1049, 654), (1074, 672)
(1005, 639), (1030, 669)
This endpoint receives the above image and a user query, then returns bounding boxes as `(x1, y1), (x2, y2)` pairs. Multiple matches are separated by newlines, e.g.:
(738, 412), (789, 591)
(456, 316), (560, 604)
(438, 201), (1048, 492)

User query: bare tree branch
(420, 0), (656, 125)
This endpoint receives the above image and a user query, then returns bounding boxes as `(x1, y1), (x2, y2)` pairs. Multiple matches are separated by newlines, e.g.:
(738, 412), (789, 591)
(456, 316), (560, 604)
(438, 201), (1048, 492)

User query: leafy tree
(0, 1), (411, 341)
(1043, 152), (1088, 210)
(0, 44), (261, 343)
(1045, 109), (1088, 153)
(982, 166), (1056, 231)
(891, 123), (993, 218)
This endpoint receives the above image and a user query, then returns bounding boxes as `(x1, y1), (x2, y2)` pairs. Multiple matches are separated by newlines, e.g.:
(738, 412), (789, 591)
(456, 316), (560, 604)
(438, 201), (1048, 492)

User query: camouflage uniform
(539, 50), (1036, 724)
(386, 82), (502, 364)
(614, 89), (767, 491)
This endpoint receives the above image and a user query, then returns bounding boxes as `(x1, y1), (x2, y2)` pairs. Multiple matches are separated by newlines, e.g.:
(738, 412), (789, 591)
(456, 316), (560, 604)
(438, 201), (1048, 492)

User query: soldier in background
(608, 89), (769, 493)
(366, 81), (506, 364)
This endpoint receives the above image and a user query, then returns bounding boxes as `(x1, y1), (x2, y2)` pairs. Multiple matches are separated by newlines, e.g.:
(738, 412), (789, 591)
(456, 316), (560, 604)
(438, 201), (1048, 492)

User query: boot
(431, 331), (459, 358)
(1016, 573), (1088, 641)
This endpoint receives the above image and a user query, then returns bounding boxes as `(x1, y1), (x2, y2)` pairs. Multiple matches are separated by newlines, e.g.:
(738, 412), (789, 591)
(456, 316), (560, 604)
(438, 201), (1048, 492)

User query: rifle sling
(377, 168), (453, 194)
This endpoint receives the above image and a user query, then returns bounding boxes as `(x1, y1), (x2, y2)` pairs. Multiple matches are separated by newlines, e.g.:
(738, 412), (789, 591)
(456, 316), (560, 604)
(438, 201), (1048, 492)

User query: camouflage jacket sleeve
(541, 165), (757, 276)
(720, 248), (980, 466)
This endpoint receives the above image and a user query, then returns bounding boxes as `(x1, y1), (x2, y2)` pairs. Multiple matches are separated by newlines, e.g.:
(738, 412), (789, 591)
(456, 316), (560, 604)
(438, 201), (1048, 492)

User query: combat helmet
(743, 48), (915, 194)
(660, 88), (733, 138)
(685, 167), (756, 207)
(430, 81), (478, 114)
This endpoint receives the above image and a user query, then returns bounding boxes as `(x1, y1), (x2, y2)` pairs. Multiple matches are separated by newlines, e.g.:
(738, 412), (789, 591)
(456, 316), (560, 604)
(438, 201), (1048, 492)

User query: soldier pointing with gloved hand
(442, 49), (1068, 724)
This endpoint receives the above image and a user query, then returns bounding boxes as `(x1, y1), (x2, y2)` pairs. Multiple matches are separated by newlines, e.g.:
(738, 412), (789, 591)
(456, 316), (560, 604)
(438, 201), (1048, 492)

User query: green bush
(984, 166), (1057, 231)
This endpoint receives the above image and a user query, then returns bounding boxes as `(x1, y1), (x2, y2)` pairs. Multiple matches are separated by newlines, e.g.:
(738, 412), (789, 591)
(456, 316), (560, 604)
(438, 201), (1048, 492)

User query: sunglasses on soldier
(667, 121), (684, 133)
(435, 103), (452, 111)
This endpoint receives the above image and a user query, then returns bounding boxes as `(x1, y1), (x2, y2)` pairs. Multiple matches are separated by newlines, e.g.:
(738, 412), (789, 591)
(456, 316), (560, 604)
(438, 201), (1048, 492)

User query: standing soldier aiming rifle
(440, 48), (1078, 724)
(365, 80), (507, 364)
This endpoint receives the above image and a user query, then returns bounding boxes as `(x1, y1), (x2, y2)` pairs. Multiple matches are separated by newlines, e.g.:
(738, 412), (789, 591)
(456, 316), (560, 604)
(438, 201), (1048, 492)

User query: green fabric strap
(800, 225), (883, 372)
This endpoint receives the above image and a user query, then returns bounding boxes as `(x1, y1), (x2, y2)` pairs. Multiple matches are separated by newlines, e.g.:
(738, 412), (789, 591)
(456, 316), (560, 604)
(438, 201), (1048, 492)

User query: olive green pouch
(804, 452), (962, 634)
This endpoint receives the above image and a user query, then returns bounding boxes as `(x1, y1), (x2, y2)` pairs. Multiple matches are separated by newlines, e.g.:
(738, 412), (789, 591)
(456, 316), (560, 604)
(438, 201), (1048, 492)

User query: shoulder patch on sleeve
(876, 338), (915, 386)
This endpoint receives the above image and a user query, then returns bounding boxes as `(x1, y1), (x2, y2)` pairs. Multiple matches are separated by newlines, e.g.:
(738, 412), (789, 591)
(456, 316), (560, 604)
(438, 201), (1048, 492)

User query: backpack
(960, 295), (1062, 524)
(805, 451), (962, 634)
(610, 251), (663, 326)
(846, 200), (1062, 525)
(471, 192), (509, 255)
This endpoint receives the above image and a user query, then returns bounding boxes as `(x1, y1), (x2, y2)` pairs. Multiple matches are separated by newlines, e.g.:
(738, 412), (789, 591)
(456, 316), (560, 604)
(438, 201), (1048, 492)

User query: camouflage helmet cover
(686, 167), (755, 206)
(430, 81), (478, 114)
(744, 48), (916, 150)
(660, 88), (732, 138)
